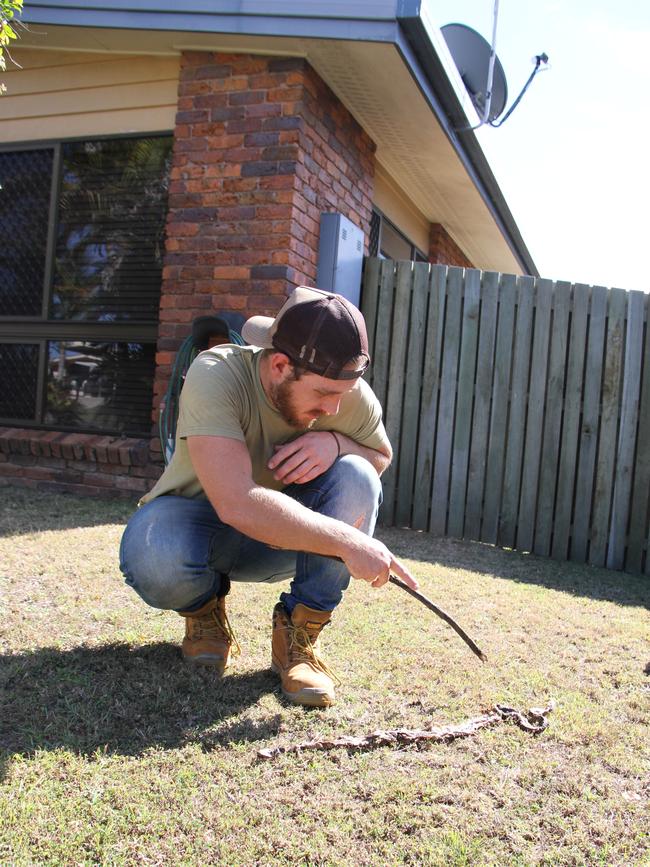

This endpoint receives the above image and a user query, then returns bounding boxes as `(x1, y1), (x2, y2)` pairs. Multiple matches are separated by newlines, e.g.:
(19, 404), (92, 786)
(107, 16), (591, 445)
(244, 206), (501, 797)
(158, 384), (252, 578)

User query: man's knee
(119, 498), (217, 610)
(321, 454), (382, 531)
(337, 454), (382, 503)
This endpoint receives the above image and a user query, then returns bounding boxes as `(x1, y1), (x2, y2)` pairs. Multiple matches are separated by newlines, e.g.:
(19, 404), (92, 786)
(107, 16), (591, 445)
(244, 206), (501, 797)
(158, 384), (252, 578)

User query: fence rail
(361, 259), (650, 576)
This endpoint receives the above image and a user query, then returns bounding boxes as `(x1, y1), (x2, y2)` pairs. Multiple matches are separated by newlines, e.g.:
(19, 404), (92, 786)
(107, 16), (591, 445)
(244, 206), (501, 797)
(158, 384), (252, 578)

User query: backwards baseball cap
(241, 286), (370, 380)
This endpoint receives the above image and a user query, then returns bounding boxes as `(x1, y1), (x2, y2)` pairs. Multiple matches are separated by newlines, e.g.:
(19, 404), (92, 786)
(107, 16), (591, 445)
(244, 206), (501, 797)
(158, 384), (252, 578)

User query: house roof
(18, 0), (537, 275)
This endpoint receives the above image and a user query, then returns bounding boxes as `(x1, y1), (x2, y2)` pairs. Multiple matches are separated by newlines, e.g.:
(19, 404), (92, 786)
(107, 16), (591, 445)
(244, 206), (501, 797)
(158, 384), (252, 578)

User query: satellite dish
(441, 23), (508, 123)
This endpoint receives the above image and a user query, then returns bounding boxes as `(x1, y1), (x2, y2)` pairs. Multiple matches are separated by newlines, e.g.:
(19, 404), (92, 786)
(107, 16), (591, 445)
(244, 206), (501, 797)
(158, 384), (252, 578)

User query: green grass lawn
(1, 485), (648, 866)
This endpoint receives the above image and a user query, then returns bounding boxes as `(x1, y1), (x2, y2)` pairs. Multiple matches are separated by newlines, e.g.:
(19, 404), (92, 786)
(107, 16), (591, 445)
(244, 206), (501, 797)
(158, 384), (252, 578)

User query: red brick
(87, 471), (121, 488)
(38, 456), (66, 469)
(130, 463), (164, 480)
(429, 223), (474, 267)
(26, 431), (49, 457)
(106, 442), (123, 465)
(245, 102), (282, 119)
(90, 437), (113, 464)
(117, 475), (150, 493)
(0, 461), (21, 476)
(58, 436), (75, 461)
(23, 466), (57, 482)
(212, 266), (250, 280)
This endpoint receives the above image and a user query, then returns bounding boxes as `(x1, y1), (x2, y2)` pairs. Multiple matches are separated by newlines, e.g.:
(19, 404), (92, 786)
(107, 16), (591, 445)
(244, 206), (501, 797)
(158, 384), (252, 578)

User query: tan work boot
(178, 596), (240, 675)
(271, 602), (339, 707)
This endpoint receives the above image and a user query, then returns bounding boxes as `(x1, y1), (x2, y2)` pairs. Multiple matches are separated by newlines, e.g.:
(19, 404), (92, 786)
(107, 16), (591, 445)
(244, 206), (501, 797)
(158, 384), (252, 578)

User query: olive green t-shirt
(141, 345), (389, 503)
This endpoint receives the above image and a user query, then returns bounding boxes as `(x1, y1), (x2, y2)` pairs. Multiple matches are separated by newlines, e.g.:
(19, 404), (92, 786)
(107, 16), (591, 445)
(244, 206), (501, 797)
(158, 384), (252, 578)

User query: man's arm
(267, 430), (391, 486)
(332, 430), (392, 476)
(187, 435), (417, 590)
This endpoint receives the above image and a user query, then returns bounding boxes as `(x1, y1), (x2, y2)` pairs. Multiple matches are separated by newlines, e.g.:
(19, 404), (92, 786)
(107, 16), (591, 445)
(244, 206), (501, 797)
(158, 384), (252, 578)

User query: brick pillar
(153, 52), (376, 428)
(429, 223), (474, 268)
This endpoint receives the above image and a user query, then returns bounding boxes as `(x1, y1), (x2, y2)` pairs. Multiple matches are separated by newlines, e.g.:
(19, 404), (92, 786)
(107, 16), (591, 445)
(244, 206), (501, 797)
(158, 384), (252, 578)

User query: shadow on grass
(0, 641), (281, 779)
(0, 486), (138, 537)
(379, 527), (650, 609)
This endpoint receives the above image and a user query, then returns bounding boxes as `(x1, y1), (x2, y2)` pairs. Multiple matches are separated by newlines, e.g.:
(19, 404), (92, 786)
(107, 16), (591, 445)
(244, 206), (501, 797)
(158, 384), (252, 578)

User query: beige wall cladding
(0, 49), (180, 142)
(373, 161), (430, 255)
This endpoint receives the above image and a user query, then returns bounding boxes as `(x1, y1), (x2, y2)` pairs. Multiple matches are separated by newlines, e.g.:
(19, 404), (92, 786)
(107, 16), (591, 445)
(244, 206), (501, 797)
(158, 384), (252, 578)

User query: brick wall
(0, 428), (158, 498)
(429, 223), (474, 268)
(155, 52), (376, 424)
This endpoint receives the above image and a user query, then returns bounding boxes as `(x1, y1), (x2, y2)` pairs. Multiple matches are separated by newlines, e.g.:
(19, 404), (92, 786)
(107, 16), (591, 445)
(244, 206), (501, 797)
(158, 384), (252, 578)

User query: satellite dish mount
(441, 2), (548, 130)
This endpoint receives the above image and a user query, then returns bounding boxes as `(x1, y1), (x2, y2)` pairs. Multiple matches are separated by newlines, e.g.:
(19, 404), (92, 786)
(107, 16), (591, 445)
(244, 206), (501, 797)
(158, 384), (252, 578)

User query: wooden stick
(389, 574), (487, 662)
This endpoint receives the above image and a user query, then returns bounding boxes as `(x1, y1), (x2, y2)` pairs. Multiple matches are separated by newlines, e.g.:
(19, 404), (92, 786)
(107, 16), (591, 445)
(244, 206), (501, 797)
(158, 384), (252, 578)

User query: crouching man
(120, 287), (418, 707)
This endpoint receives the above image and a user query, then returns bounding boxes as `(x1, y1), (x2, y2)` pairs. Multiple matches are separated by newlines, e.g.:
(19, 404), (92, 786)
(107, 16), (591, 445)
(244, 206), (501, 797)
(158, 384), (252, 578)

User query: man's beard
(270, 378), (317, 430)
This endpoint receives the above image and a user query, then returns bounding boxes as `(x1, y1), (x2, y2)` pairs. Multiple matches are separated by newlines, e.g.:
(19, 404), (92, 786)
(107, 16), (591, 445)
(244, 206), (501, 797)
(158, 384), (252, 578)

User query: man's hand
(341, 532), (419, 591)
(268, 431), (339, 485)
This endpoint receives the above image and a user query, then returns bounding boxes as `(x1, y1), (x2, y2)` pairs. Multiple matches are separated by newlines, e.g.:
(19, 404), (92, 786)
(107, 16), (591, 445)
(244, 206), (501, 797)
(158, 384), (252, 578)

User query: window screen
(45, 340), (157, 436)
(52, 138), (171, 322)
(0, 149), (53, 316)
(0, 343), (40, 420)
(0, 134), (172, 436)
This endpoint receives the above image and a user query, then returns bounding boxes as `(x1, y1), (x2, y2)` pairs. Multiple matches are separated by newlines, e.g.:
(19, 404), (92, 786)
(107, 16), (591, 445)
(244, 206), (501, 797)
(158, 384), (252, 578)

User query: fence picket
(517, 280), (553, 551)
(499, 275), (535, 549)
(396, 263), (429, 527)
(448, 270), (482, 538)
(382, 261), (412, 525)
(361, 257), (381, 356)
(589, 288), (627, 566)
(430, 267), (464, 535)
(627, 294), (650, 573)
(482, 274), (517, 544)
(465, 271), (499, 540)
(607, 291), (646, 569)
(517, 278), (554, 552)
(570, 286), (608, 562)
(534, 281), (571, 556)
(413, 266), (446, 531)
(552, 283), (590, 561)
(371, 259), (396, 410)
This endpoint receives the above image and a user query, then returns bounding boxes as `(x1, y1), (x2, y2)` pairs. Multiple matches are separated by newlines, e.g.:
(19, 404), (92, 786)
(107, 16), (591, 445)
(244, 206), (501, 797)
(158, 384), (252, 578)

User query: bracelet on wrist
(330, 431), (341, 459)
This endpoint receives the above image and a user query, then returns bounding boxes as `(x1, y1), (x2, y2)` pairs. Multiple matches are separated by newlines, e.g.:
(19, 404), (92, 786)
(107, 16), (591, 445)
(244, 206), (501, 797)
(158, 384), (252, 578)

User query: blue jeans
(119, 455), (382, 614)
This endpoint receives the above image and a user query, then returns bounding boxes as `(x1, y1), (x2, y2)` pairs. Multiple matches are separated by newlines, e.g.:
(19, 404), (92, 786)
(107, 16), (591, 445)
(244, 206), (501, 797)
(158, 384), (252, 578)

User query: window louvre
(369, 210), (381, 257)
(370, 208), (427, 263)
(52, 138), (171, 322)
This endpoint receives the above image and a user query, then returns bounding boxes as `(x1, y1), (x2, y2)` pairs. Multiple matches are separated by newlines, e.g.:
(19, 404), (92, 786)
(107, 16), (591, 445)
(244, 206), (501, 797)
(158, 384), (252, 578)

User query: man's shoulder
(194, 344), (259, 370)
(181, 345), (260, 408)
(186, 344), (259, 383)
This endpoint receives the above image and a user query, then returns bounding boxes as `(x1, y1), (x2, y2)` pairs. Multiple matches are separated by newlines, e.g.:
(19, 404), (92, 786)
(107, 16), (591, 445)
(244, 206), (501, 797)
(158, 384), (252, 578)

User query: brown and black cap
(241, 286), (370, 380)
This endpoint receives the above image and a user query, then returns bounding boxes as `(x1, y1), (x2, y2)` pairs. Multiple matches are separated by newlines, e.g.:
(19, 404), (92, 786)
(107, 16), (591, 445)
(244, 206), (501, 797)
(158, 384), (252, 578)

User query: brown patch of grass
(1, 486), (648, 865)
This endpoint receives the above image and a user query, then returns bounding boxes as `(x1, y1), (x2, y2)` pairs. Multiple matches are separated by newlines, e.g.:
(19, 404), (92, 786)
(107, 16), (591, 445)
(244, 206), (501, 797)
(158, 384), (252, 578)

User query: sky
(430, 0), (650, 292)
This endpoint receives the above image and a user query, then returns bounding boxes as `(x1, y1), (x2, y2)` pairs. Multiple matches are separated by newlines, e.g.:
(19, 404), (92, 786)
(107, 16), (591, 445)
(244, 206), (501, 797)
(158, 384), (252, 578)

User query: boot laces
(193, 607), (241, 658)
(288, 624), (340, 686)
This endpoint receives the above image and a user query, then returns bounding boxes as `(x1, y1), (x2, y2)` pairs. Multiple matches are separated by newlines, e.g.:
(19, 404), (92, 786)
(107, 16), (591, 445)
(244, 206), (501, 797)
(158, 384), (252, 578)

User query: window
(0, 134), (173, 436)
(369, 209), (427, 262)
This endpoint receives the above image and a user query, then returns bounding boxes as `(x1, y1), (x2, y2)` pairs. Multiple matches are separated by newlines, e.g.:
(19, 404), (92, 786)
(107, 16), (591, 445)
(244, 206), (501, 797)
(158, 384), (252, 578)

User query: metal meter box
(316, 212), (364, 307)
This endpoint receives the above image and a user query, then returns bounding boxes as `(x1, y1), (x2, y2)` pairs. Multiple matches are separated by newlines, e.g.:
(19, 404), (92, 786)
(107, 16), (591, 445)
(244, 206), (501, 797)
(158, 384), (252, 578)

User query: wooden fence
(360, 258), (650, 576)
